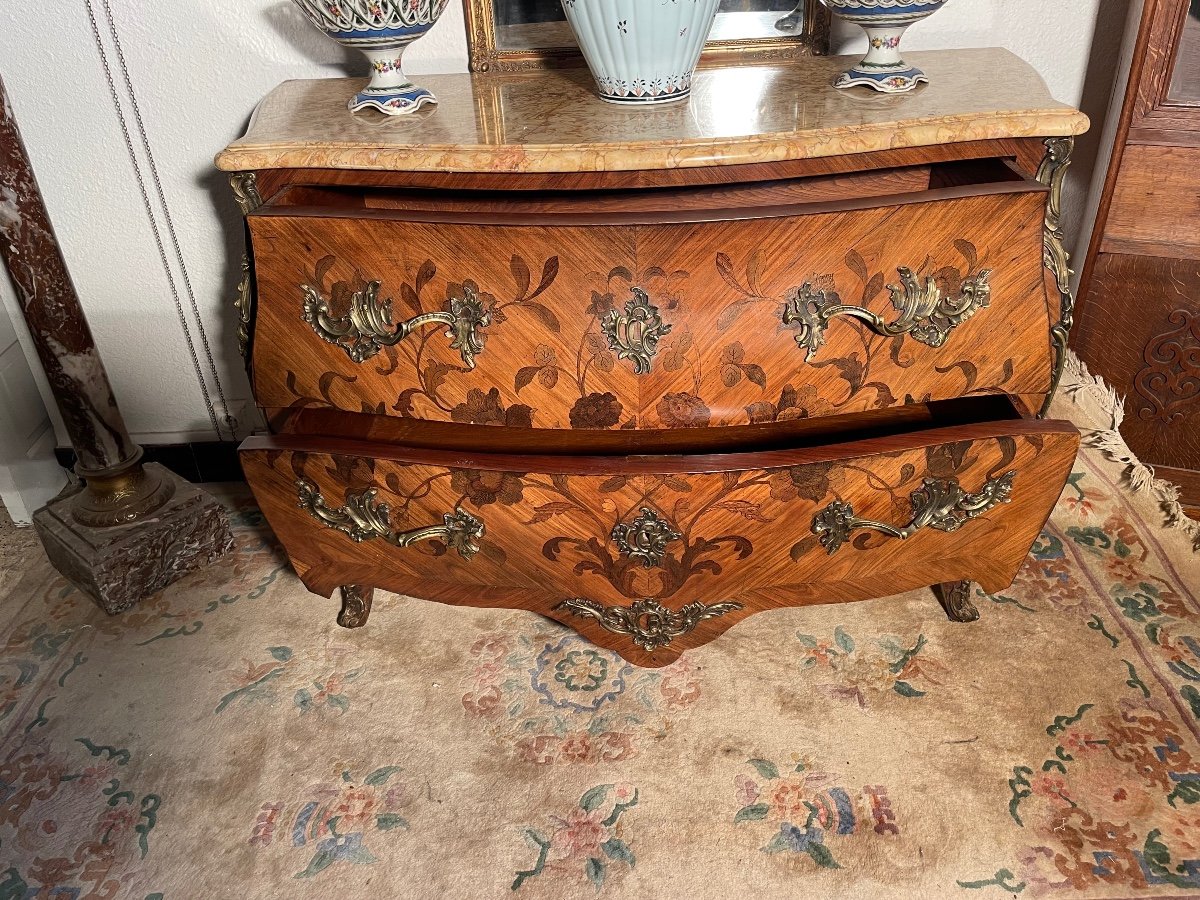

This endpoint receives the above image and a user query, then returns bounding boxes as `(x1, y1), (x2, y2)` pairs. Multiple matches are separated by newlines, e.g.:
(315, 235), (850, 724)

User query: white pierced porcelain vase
(560, 0), (721, 105)
(821, 0), (949, 93)
(290, 0), (450, 115)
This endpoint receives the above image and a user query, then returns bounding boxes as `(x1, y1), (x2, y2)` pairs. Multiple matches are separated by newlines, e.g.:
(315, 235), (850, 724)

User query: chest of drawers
(219, 49), (1088, 666)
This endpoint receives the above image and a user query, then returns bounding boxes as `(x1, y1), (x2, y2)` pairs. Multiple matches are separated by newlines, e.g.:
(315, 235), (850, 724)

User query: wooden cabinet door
(1075, 0), (1200, 513)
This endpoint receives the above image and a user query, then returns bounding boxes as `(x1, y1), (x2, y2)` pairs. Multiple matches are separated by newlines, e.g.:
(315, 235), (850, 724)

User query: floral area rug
(1, 373), (1198, 899)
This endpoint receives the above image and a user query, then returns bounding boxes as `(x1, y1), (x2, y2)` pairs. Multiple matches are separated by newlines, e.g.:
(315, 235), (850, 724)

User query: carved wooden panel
(1075, 253), (1200, 473)
(240, 417), (1079, 666)
(249, 186), (1051, 433)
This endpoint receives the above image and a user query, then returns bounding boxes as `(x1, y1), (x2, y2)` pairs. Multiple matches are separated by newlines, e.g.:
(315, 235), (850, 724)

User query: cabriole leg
(337, 584), (374, 628)
(934, 580), (980, 623)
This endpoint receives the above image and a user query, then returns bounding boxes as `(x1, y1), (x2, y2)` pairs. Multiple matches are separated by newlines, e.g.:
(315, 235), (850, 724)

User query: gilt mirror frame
(463, 0), (832, 73)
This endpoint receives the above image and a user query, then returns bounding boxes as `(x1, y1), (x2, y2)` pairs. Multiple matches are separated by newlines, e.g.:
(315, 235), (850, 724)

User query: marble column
(0, 75), (233, 613)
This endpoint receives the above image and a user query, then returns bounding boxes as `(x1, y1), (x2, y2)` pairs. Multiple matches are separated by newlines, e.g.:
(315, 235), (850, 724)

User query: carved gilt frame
(463, 0), (832, 73)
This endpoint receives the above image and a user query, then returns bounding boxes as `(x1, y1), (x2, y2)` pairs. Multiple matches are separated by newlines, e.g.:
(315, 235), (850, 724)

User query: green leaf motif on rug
(364, 766), (403, 786)
(57, 651), (87, 687)
(1066, 524), (1128, 555)
(76, 737), (131, 766)
(833, 626), (854, 653)
(585, 856), (605, 890)
(1123, 660), (1151, 698)
(512, 783), (639, 892)
(30, 624), (74, 661)
(1007, 766), (1034, 826)
(1046, 704), (1093, 737)
(1086, 615), (1119, 647)
(1167, 780), (1200, 808)
(1113, 583), (1165, 623)
(734, 803), (770, 823)
(983, 589), (1036, 613)
(956, 868), (1026, 892)
(1183, 685), (1200, 720)
(601, 837), (634, 866)
(748, 758), (779, 780)
(375, 813), (408, 831)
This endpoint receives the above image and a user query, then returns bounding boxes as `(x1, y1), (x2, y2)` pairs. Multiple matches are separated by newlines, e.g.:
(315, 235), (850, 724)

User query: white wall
(0, 1), (1126, 445)
(0, 273), (68, 523)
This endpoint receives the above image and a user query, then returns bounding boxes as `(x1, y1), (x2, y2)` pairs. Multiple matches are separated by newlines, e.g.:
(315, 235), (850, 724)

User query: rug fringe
(1059, 351), (1200, 551)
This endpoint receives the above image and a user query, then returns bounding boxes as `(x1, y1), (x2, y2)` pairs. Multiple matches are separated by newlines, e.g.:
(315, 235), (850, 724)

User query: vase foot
(349, 86), (437, 116)
(833, 66), (928, 94)
(596, 88), (692, 106)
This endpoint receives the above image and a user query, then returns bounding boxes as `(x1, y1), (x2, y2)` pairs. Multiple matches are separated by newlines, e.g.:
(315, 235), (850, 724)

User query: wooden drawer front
(249, 216), (640, 429)
(241, 417), (1078, 665)
(636, 190), (1051, 426)
(249, 185), (1050, 431)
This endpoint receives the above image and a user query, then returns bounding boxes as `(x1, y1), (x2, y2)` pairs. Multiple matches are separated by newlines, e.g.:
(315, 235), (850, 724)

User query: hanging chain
(83, 0), (233, 439)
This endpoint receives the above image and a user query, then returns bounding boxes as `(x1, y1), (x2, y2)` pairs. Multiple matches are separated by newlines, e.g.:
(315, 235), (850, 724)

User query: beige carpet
(1, 364), (1198, 899)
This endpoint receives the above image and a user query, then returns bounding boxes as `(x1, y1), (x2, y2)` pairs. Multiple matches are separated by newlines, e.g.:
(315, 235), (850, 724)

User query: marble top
(215, 48), (1089, 174)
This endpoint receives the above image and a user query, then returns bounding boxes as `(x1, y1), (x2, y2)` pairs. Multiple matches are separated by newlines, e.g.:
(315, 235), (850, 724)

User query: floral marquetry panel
(249, 215), (640, 431)
(635, 190), (1053, 427)
(249, 183), (1053, 432)
(240, 418), (1078, 665)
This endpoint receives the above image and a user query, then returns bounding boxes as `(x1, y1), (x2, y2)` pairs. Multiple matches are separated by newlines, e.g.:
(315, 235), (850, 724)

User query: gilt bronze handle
(555, 597), (743, 651)
(811, 471), (1015, 555)
(302, 278), (490, 367)
(297, 479), (484, 558)
(611, 508), (681, 568)
(601, 286), (672, 374)
(782, 267), (991, 361)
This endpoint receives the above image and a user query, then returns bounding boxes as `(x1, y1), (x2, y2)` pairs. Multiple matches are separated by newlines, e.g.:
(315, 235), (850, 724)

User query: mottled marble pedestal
(33, 465), (233, 614)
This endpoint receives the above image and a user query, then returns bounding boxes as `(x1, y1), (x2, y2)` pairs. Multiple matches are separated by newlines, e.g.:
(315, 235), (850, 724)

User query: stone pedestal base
(33, 464), (233, 614)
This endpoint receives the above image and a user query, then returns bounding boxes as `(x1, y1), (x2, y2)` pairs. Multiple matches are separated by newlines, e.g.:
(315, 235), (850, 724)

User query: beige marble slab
(215, 48), (1089, 174)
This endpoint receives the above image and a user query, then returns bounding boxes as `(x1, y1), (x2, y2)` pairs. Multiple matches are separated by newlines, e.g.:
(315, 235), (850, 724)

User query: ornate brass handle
(297, 479), (484, 558)
(601, 286), (672, 374)
(302, 279), (490, 367)
(811, 471), (1015, 555)
(611, 508), (681, 568)
(555, 597), (743, 651)
(782, 267), (991, 361)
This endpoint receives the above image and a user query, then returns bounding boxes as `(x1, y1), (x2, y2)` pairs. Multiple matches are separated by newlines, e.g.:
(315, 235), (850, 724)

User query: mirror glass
(494, 0), (814, 51)
(1169, 0), (1200, 102)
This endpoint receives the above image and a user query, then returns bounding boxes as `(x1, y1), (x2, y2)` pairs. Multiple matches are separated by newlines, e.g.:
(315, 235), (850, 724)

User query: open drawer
(240, 398), (1079, 666)
(246, 158), (1054, 433)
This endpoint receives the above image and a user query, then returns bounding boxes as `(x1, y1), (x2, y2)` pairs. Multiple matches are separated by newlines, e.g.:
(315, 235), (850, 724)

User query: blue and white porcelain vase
(561, 0), (722, 105)
(290, 0), (450, 115)
(822, 0), (949, 93)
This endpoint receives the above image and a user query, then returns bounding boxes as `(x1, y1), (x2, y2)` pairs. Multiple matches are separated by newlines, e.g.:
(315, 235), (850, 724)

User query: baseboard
(55, 440), (245, 484)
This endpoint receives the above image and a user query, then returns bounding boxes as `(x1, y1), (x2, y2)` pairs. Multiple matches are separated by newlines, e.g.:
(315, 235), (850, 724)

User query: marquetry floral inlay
(280, 241), (1013, 431)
